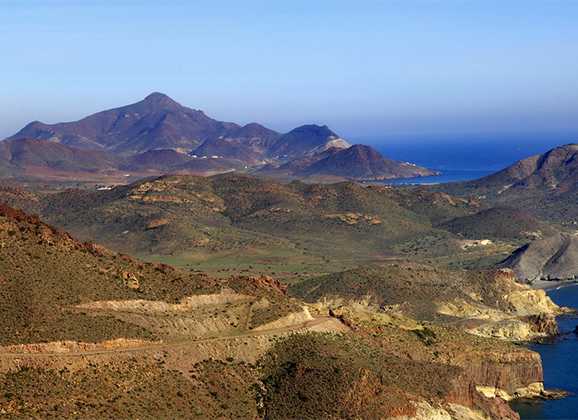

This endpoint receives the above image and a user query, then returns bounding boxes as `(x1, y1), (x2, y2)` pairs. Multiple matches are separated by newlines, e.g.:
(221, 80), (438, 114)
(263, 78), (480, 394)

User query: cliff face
(452, 349), (543, 395)
(296, 265), (566, 419)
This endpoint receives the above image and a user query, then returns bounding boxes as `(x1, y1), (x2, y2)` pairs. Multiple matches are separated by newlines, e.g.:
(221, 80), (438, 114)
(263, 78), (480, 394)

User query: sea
(510, 285), (578, 420)
(369, 134), (576, 184)
(384, 169), (493, 185)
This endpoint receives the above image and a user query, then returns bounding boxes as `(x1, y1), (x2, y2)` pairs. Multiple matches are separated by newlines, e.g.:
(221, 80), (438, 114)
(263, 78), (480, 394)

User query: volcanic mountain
(7, 92), (240, 154)
(6, 95), (341, 160)
(261, 144), (436, 180)
(299, 144), (436, 179)
(267, 124), (350, 158)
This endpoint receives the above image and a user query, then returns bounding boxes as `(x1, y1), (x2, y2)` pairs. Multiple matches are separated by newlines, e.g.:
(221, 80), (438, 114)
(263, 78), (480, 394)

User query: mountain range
(2, 93), (435, 181)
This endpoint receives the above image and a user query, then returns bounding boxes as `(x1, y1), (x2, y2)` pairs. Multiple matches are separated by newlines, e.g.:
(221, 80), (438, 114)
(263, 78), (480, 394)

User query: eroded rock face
(476, 381), (566, 402)
(120, 271), (140, 290)
(437, 270), (563, 342)
(526, 313), (559, 337)
(447, 349), (543, 419)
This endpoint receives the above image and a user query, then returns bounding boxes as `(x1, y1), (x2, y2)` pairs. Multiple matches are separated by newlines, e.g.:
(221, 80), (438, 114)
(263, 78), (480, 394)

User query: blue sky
(2, 0), (578, 144)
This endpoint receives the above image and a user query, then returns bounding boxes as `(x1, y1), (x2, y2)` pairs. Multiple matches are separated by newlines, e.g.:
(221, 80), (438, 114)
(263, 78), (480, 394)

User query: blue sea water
(370, 137), (573, 184)
(511, 285), (578, 419)
(369, 134), (575, 173)
(383, 169), (493, 185)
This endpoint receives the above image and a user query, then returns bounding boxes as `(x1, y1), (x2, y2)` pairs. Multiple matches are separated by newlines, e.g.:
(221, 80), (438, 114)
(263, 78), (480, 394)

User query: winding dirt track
(0, 316), (345, 359)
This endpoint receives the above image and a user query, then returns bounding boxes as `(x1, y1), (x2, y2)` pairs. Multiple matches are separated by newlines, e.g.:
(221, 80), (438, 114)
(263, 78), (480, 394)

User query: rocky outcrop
(476, 382), (566, 402)
(437, 269), (564, 341)
(448, 349), (545, 419)
(525, 313), (559, 337)
(387, 401), (489, 420)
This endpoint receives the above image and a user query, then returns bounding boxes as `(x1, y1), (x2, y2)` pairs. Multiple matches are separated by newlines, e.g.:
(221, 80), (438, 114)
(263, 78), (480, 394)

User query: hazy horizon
(3, 1), (578, 144)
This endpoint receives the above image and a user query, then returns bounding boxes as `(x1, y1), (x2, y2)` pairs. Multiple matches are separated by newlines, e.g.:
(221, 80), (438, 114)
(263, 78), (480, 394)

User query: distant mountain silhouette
(467, 144), (578, 193)
(300, 144), (435, 179)
(267, 124), (350, 159)
(3, 93), (434, 181)
(261, 144), (436, 180)
(7, 92), (240, 154)
(192, 123), (280, 163)
(0, 138), (120, 176)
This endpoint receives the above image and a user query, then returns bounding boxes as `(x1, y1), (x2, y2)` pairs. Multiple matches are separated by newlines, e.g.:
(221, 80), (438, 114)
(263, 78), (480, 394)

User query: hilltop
(261, 144), (436, 180)
(266, 124), (350, 158)
(438, 143), (578, 223)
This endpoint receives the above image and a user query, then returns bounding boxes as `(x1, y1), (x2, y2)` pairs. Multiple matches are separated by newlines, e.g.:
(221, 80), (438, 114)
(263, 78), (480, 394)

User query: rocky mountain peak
(140, 92), (182, 110)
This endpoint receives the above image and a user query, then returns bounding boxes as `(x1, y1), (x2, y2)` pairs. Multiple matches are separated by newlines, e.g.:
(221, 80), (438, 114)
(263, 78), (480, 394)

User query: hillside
(122, 149), (244, 174)
(291, 262), (563, 340)
(438, 207), (558, 241)
(438, 143), (578, 223)
(0, 138), (120, 177)
(0, 203), (307, 345)
(0, 204), (557, 419)
(2, 174), (530, 278)
(500, 233), (578, 284)
(300, 144), (436, 179)
(192, 123), (280, 163)
(36, 174), (433, 258)
(471, 143), (578, 192)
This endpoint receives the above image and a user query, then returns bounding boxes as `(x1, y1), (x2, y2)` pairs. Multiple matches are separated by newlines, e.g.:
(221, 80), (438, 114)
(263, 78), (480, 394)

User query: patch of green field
(140, 245), (364, 285)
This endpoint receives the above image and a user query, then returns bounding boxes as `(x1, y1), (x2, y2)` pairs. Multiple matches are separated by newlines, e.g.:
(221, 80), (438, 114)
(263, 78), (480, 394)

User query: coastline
(531, 279), (578, 291)
(511, 284), (578, 419)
